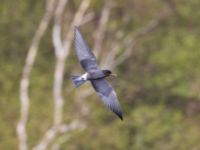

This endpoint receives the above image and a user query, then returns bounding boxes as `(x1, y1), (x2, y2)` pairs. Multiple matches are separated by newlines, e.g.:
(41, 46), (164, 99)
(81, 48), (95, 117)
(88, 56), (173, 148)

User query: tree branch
(110, 15), (161, 69)
(63, 0), (91, 57)
(17, 0), (56, 150)
(33, 0), (91, 149)
(93, 1), (112, 57)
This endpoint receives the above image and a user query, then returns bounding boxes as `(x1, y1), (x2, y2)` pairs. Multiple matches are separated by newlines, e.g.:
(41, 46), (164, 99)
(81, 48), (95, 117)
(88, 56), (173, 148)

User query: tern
(71, 26), (123, 120)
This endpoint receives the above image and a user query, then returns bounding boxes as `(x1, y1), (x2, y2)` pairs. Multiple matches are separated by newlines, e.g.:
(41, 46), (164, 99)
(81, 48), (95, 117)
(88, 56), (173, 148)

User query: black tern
(71, 26), (123, 120)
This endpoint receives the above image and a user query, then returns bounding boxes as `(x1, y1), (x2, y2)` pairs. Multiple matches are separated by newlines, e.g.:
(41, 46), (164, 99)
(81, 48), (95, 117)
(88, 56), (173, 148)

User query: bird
(71, 26), (123, 120)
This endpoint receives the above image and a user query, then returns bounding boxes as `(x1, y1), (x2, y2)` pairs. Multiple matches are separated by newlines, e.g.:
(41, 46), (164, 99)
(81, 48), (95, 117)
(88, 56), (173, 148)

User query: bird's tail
(71, 75), (86, 88)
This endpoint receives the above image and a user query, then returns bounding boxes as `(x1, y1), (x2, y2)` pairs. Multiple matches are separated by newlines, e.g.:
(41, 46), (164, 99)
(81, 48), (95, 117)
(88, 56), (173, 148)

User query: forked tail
(71, 75), (86, 87)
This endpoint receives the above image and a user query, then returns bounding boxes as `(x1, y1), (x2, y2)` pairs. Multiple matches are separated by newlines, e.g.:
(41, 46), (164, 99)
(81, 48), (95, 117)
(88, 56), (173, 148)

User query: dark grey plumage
(74, 26), (99, 72)
(72, 26), (123, 120)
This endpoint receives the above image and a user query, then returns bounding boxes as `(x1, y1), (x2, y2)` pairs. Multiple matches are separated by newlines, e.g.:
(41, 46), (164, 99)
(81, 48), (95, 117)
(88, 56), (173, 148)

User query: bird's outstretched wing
(91, 79), (123, 120)
(74, 26), (99, 72)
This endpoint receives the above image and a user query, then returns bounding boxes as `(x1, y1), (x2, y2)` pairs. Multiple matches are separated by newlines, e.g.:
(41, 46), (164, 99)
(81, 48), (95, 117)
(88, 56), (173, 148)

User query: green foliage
(149, 31), (200, 97)
(1, 0), (200, 149)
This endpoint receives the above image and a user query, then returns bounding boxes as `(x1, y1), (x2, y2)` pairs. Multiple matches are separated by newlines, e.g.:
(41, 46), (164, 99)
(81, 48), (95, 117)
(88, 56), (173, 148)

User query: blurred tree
(0, 0), (200, 150)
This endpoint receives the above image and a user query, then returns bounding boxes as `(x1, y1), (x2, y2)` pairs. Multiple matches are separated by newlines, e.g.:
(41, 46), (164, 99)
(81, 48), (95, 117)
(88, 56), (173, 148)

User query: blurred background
(1, 0), (200, 149)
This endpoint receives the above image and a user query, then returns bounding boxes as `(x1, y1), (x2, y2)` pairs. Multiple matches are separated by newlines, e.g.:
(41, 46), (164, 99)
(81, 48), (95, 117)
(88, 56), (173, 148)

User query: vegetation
(0, 0), (200, 149)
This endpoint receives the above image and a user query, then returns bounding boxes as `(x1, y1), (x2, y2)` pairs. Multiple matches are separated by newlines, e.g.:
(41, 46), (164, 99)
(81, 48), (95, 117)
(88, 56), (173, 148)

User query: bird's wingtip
(115, 110), (123, 121)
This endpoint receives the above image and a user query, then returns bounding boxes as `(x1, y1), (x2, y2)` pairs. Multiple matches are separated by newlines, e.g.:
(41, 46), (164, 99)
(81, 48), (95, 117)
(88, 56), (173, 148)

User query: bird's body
(87, 69), (111, 80)
(71, 26), (123, 120)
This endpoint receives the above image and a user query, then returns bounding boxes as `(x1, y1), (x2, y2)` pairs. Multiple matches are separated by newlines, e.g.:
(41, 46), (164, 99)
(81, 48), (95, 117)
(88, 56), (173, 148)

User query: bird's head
(103, 70), (117, 77)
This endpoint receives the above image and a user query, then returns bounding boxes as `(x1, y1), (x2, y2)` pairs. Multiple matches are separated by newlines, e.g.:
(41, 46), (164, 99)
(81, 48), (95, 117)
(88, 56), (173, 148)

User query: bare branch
(53, 0), (68, 58)
(110, 15), (161, 69)
(110, 5), (178, 70)
(63, 0), (91, 57)
(33, 0), (91, 149)
(32, 1), (67, 150)
(102, 11), (165, 70)
(50, 121), (86, 150)
(100, 30), (124, 68)
(101, 0), (178, 70)
(53, 0), (68, 126)
(52, 0), (90, 134)
(79, 12), (95, 26)
(17, 0), (56, 150)
(33, 121), (85, 150)
(93, 1), (112, 57)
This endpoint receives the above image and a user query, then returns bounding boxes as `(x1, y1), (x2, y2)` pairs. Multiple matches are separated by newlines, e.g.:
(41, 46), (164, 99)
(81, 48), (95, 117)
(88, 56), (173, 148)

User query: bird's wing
(91, 79), (123, 120)
(74, 26), (99, 72)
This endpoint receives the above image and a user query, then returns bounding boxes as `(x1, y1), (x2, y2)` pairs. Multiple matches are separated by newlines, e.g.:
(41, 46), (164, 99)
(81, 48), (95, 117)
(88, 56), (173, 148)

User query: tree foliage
(0, 0), (200, 149)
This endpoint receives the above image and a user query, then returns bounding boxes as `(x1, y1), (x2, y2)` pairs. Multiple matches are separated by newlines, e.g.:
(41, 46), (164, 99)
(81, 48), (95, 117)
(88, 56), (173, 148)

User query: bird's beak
(110, 73), (117, 77)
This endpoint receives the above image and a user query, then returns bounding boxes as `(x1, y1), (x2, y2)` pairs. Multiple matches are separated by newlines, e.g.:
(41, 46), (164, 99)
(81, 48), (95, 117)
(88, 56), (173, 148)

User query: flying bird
(71, 26), (123, 120)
